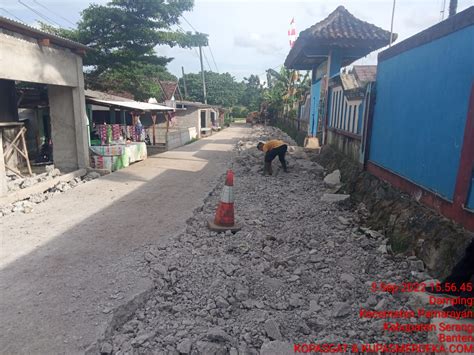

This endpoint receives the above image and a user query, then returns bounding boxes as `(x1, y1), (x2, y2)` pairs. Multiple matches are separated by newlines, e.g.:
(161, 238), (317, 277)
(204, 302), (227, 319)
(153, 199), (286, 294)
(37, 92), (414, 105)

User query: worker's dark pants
(265, 145), (288, 167)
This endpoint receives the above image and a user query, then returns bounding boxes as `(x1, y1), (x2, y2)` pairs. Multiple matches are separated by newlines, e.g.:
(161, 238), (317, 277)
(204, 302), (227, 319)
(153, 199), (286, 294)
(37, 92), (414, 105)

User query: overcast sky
(2, 0), (473, 81)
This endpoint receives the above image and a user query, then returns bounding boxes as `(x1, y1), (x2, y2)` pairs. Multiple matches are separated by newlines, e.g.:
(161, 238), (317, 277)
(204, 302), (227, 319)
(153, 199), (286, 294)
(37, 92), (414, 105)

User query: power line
(176, 24), (200, 59)
(202, 49), (213, 72)
(208, 45), (219, 73)
(181, 15), (219, 73)
(17, 0), (62, 27)
(32, 0), (76, 27)
(0, 7), (23, 22)
(181, 15), (197, 32)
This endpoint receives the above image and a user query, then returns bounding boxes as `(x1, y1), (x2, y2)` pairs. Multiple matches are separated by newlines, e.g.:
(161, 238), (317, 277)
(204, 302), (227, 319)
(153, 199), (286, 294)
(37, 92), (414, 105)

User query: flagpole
(389, 0), (396, 47)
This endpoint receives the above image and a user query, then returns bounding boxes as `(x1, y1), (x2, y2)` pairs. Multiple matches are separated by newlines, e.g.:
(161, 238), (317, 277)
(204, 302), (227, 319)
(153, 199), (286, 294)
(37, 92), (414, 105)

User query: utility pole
(181, 66), (188, 99)
(389, 0), (396, 47)
(199, 45), (207, 104)
(449, 0), (458, 18)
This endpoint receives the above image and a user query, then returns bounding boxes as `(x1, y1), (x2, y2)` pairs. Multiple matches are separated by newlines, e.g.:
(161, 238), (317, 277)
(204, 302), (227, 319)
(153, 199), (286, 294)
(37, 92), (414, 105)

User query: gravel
(101, 126), (431, 354)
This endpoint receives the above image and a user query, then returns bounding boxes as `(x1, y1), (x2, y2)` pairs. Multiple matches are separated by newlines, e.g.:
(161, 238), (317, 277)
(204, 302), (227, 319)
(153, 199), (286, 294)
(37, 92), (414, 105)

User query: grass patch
(389, 232), (412, 254)
(184, 137), (199, 145)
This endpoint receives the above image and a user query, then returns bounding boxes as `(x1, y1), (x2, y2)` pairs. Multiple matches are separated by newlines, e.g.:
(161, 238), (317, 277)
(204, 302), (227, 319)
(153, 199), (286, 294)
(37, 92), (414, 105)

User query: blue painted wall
(309, 80), (321, 135)
(369, 25), (474, 201)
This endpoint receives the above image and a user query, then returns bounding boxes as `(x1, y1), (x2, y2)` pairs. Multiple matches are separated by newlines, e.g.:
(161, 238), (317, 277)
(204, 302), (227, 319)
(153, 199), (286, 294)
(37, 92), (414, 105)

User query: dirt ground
(99, 126), (432, 355)
(0, 124), (250, 354)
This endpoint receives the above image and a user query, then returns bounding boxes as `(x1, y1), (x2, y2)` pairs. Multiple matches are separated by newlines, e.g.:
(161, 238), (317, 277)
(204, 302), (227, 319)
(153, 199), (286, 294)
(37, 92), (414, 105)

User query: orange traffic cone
(208, 169), (241, 232)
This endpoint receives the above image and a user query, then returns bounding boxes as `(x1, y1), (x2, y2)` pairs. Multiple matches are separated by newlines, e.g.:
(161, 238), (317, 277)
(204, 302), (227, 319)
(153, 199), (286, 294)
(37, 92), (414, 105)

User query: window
(200, 110), (206, 128)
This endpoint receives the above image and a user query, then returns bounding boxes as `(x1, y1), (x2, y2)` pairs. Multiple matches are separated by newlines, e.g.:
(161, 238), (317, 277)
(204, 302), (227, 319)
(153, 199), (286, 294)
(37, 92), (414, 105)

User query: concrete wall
(0, 31), (90, 176)
(327, 130), (362, 163)
(167, 127), (198, 150)
(175, 108), (198, 130)
(369, 24), (474, 201)
(174, 107), (214, 138)
(0, 32), (80, 87)
(49, 86), (78, 171)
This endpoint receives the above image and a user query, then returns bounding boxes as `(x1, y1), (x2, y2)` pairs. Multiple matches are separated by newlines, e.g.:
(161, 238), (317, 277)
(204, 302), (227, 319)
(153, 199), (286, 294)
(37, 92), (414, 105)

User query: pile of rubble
(6, 164), (61, 192)
(0, 170), (101, 217)
(101, 126), (433, 355)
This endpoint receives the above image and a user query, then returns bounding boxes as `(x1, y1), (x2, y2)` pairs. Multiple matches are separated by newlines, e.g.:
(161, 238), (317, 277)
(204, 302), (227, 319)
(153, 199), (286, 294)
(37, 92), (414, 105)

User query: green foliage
(230, 106), (249, 118)
(239, 74), (263, 112)
(180, 71), (244, 107)
(89, 62), (176, 101)
(263, 67), (311, 120)
(184, 137), (199, 145)
(40, 0), (207, 99)
(179, 71), (265, 113)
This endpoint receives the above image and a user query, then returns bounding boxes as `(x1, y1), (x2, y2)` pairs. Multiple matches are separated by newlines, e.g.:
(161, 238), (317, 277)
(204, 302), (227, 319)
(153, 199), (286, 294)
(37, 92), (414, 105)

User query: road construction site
(0, 124), (453, 354)
(97, 125), (434, 354)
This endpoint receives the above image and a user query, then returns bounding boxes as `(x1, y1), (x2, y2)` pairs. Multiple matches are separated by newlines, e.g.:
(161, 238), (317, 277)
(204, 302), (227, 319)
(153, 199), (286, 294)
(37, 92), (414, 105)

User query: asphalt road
(0, 124), (250, 354)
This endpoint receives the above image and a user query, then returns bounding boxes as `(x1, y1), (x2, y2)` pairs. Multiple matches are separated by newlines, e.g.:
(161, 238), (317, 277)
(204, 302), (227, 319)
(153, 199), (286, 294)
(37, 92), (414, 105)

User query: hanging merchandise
(97, 124), (108, 145)
(107, 125), (113, 144)
(111, 124), (121, 141)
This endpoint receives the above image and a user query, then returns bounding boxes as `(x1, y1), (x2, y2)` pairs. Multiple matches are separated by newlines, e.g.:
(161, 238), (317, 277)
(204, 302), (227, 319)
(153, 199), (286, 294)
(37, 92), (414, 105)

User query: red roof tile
(300, 6), (395, 43)
(352, 65), (377, 83)
(158, 81), (181, 101)
(285, 6), (396, 70)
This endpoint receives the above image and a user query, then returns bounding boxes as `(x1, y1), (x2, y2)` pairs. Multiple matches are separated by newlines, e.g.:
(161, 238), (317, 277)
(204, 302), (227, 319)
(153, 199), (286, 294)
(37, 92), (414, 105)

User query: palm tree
(264, 68), (311, 122)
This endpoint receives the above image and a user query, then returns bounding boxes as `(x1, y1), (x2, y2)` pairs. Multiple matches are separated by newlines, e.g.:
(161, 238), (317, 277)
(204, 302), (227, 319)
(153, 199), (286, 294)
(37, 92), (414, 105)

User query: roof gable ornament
(285, 6), (396, 70)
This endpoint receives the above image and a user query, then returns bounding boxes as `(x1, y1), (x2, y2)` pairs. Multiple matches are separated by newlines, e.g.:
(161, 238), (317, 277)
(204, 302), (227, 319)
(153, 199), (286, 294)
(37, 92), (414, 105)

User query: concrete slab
(0, 124), (250, 354)
(0, 169), (87, 206)
(321, 193), (350, 202)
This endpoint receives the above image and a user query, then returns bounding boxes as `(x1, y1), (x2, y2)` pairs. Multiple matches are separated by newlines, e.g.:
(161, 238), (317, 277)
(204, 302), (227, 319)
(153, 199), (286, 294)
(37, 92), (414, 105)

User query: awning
(87, 98), (174, 112)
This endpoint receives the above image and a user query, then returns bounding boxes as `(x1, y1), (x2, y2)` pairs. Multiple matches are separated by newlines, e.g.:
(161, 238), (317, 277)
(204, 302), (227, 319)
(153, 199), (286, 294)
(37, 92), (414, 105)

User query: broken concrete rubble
(100, 125), (434, 354)
(323, 169), (341, 187)
(0, 169), (98, 218)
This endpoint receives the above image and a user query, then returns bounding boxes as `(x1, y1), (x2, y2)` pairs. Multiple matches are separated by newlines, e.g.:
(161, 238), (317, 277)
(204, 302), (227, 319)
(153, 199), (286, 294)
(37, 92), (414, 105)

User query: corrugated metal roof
(85, 89), (130, 102)
(0, 16), (89, 52)
(87, 98), (173, 111)
(175, 100), (213, 108)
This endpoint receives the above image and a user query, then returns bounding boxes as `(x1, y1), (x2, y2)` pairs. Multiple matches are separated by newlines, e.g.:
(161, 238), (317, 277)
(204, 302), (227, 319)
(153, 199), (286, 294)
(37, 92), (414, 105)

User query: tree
(239, 75), (263, 112)
(179, 71), (244, 107)
(263, 68), (310, 119)
(42, 0), (207, 99)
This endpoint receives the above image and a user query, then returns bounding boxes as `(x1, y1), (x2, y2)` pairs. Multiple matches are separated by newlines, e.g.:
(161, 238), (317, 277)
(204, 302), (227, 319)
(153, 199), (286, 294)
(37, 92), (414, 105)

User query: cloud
(403, 14), (439, 31)
(234, 32), (286, 56)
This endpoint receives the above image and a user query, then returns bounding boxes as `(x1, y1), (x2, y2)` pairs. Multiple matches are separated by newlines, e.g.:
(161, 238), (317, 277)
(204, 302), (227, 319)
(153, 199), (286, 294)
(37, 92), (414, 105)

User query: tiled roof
(300, 6), (395, 43)
(352, 65), (377, 83)
(158, 81), (180, 101)
(285, 6), (395, 69)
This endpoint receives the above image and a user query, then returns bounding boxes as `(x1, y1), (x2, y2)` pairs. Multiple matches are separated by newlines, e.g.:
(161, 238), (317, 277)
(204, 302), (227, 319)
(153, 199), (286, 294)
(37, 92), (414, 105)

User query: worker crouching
(257, 140), (288, 175)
